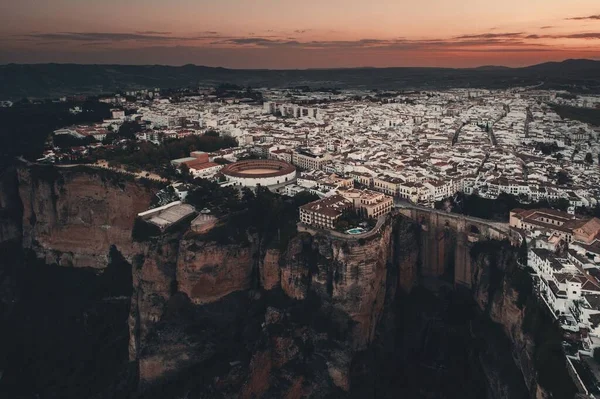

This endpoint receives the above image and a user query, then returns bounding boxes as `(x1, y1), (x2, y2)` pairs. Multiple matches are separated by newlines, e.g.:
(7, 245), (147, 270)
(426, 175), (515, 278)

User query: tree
(179, 164), (191, 180)
(518, 240), (528, 266)
(53, 134), (96, 149)
(213, 157), (230, 165)
(585, 152), (594, 164)
(241, 187), (256, 206)
(556, 170), (570, 186)
(535, 141), (559, 155)
(554, 198), (570, 212)
(102, 134), (117, 145)
(291, 191), (319, 208)
(117, 121), (142, 140)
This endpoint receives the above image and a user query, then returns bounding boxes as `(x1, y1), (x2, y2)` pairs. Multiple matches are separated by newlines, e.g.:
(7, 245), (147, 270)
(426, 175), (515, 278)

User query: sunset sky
(1, 0), (599, 68)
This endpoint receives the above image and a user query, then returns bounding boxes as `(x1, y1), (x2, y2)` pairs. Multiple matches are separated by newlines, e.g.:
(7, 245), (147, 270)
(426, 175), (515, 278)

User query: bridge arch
(469, 224), (481, 235)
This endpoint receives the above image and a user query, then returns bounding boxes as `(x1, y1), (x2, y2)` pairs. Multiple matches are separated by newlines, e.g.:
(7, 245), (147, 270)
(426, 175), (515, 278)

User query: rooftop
(300, 195), (352, 217)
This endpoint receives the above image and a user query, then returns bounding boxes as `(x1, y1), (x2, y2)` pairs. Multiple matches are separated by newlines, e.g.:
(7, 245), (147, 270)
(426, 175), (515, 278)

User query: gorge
(0, 164), (576, 398)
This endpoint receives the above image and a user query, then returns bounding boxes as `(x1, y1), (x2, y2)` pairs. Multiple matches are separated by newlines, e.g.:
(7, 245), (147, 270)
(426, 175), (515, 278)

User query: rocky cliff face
(469, 241), (577, 399)
(131, 235), (257, 388)
(1, 165), (158, 398)
(2, 164), (567, 399)
(130, 219), (402, 395)
(471, 244), (539, 397)
(18, 165), (154, 269)
(177, 239), (254, 305)
(0, 167), (22, 245)
(280, 221), (393, 350)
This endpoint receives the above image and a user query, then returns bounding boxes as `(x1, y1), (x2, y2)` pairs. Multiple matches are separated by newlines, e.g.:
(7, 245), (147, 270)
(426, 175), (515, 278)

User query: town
(23, 85), (600, 396)
(36, 87), (600, 208)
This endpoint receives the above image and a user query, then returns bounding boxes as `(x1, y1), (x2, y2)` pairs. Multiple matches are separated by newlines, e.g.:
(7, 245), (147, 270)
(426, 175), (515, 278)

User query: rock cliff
(470, 240), (577, 399)
(18, 164), (154, 269)
(280, 220), (393, 349)
(0, 167), (22, 245)
(1, 164), (572, 399)
(131, 218), (401, 395)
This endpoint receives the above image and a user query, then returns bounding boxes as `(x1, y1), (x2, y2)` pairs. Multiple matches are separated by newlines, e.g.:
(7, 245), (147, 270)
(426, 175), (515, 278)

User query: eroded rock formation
(1, 164), (573, 399)
(18, 165), (154, 268)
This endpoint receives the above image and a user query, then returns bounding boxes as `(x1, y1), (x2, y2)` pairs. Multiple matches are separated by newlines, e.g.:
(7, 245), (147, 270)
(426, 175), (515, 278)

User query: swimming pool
(346, 227), (366, 235)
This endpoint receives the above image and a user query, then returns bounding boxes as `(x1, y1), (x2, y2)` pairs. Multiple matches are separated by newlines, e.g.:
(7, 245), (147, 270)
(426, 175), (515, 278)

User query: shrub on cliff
(470, 240), (511, 306)
(511, 267), (533, 309)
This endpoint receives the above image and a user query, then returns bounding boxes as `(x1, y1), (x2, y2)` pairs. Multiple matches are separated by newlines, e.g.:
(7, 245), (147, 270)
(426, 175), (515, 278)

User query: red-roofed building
(299, 195), (352, 230)
(189, 162), (222, 177)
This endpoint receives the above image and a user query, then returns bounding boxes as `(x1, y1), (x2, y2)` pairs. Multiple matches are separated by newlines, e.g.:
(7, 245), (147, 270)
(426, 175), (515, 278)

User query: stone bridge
(394, 201), (518, 288)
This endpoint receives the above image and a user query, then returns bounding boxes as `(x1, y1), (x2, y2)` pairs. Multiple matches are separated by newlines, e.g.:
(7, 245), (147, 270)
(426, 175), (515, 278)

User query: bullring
(221, 159), (297, 187)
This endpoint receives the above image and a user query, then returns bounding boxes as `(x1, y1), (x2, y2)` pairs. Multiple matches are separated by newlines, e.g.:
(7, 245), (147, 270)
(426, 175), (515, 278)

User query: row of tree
(0, 100), (112, 165)
(193, 185), (318, 250)
(436, 192), (571, 221)
(96, 132), (237, 173)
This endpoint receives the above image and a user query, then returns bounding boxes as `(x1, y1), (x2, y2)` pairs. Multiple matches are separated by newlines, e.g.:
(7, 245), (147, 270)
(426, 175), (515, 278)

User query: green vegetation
(436, 192), (570, 221)
(66, 164), (165, 190)
(214, 84), (263, 101)
(556, 93), (577, 100)
(116, 120), (143, 140)
(535, 141), (559, 155)
(96, 132), (237, 173)
(193, 187), (318, 249)
(53, 134), (96, 149)
(518, 240), (528, 267)
(29, 163), (64, 185)
(511, 267), (533, 309)
(334, 208), (377, 232)
(0, 99), (111, 166)
(470, 240), (511, 307)
(594, 347), (600, 364)
(471, 239), (576, 397)
(556, 170), (571, 186)
(185, 178), (243, 216)
(585, 152), (594, 164)
(552, 104), (600, 127)
(576, 204), (600, 219)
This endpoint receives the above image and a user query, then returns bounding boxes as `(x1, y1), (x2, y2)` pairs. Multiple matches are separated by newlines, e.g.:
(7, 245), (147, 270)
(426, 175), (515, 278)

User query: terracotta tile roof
(300, 195), (352, 218)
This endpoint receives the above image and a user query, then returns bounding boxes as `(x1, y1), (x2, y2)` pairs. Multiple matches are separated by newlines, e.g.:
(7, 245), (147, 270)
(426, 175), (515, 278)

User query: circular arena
(221, 159), (297, 187)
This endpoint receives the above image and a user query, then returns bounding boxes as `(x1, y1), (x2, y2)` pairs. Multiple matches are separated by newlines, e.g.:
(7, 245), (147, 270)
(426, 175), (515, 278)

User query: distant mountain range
(0, 59), (598, 100)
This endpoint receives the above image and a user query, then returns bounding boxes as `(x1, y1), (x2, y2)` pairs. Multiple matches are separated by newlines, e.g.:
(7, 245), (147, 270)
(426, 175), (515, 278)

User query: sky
(0, 0), (599, 68)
